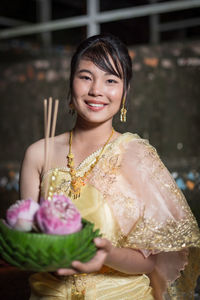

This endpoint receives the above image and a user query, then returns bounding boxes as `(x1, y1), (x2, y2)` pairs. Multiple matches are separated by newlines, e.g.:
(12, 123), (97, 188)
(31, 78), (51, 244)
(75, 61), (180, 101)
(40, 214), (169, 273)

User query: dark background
(1, 0), (200, 45)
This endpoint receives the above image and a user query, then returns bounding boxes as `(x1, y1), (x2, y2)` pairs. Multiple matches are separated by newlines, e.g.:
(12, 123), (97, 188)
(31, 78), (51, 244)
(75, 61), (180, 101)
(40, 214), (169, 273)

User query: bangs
(81, 42), (123, 79)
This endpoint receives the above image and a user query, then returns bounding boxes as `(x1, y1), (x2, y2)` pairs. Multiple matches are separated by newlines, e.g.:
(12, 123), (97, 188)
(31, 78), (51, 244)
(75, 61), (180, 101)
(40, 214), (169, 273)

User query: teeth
(88, 103), (104, 107)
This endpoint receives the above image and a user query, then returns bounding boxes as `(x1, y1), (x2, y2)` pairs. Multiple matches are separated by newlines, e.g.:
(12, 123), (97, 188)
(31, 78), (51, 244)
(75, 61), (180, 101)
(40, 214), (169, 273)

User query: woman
(20, 34), (200, 300)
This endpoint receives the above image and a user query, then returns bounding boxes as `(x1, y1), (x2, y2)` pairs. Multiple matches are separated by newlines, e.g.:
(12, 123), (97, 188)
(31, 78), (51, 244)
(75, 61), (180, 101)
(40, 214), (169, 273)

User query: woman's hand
(55, 238), (113, 276)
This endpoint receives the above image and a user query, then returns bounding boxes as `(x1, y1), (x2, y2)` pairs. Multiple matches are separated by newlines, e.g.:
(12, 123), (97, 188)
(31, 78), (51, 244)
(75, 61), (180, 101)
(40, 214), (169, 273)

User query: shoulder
(120, 132), (159, 161)
(120, 134), (166, 182)
(23, 132), (69, 167)
(24, 139), (45, 160)
(25, 132), (68, 156)
(121, 132), (152, 149)
(22, 139), (45, 174)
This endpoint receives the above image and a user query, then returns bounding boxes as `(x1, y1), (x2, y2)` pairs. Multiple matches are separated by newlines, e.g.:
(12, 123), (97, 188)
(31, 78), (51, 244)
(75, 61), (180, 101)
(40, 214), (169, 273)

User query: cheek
(107, 87), (123, 104)
(72, 79), (88, 98)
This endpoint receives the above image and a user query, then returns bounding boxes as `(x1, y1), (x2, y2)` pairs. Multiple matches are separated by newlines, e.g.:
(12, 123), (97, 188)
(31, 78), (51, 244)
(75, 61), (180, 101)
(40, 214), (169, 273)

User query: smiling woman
(19, 34), (200, 300)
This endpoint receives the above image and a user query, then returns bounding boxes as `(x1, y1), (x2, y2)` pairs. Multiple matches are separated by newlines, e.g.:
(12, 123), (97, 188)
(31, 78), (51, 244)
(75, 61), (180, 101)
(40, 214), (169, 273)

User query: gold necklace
(67, 128), (114, 199)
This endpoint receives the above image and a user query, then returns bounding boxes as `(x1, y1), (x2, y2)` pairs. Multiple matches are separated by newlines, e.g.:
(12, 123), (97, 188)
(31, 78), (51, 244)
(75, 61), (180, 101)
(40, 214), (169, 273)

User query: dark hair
(69, 34), (132, 100)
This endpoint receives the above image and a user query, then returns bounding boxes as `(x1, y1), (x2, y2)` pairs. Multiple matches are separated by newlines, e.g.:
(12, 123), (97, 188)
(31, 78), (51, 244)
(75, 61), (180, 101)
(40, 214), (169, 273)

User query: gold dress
(29, 133), (200, 300)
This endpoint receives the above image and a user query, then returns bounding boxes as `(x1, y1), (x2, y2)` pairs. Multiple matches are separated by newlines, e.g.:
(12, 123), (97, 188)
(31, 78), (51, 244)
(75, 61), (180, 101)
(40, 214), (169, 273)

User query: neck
(73, 118), (114, 146)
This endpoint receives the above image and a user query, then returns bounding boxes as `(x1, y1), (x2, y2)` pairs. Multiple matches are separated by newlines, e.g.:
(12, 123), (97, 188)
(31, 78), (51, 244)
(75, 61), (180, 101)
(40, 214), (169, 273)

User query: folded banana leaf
(0, 218), (100, 272)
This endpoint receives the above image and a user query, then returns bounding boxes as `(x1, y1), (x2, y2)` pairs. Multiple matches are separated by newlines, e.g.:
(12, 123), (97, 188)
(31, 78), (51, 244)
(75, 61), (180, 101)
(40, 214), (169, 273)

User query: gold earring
(120, 96), (127, 122)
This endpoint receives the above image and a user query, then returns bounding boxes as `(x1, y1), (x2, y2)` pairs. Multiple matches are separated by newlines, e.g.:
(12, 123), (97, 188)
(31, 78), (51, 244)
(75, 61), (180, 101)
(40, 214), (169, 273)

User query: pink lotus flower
(35, 194), (82, 235)
(6, 199), (39, 232)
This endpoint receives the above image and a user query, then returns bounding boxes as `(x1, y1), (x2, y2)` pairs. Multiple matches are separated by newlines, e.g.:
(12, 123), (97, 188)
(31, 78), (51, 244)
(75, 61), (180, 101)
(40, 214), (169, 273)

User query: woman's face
(72, 58), (124, 125)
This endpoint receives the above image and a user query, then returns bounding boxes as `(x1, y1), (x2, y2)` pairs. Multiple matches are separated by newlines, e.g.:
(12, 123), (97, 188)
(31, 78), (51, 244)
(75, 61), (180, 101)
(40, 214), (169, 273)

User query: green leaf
(0, 218), (101, 272)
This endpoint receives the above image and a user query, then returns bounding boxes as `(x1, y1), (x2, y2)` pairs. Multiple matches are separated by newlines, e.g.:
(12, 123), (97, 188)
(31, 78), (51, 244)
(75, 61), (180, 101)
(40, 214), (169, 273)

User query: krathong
(0, 194), (100, 272)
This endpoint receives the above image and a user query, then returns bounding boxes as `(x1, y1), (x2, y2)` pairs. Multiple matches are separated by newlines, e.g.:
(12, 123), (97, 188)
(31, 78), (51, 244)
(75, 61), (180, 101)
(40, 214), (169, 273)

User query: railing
(0, 0), (200, 45)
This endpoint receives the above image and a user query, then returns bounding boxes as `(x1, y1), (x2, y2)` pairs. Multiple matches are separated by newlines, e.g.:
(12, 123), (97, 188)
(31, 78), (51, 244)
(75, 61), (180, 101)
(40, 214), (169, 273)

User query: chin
(77, 113), (113, 126)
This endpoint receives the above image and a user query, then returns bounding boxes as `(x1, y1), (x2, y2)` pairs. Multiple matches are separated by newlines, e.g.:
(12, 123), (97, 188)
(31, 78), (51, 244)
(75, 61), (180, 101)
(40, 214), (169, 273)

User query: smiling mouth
(85, 101), (107, 108)
(87, 103), (104, 107)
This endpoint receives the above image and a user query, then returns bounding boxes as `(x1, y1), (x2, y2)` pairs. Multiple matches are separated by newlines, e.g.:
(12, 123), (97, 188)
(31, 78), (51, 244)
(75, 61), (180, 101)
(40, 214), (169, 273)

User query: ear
(69, 93), (74, 106)
(121, 89), (128, 103)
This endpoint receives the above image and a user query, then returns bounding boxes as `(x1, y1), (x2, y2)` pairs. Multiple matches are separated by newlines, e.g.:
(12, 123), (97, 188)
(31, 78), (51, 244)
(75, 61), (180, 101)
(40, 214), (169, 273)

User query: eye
(79, 75), (91, 81)
(107, 79), (118, 84)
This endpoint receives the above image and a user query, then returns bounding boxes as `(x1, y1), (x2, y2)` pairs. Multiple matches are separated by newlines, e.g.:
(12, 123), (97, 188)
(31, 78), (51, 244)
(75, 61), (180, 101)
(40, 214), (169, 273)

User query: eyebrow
(77, 69), (119, 77)
(77, 69), (92, 75)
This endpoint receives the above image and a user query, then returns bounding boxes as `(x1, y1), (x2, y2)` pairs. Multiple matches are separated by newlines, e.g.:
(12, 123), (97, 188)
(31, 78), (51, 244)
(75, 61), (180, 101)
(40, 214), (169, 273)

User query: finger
(56, 268), (78, 276)
(72, 250), (107, 273)
(73, 249), (107, 268)
(94, 238), (111, 251)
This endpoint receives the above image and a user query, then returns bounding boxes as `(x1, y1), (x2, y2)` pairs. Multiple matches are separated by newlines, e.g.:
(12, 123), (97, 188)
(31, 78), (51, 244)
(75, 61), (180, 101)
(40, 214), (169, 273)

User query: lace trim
(123, 217), (200, 251)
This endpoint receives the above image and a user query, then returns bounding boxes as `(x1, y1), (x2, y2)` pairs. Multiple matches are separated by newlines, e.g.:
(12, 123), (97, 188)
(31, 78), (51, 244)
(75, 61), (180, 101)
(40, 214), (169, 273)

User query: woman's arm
(103, 241), (156, 274)
(57, 238), (156, 276)
(20, 141), (43, 202)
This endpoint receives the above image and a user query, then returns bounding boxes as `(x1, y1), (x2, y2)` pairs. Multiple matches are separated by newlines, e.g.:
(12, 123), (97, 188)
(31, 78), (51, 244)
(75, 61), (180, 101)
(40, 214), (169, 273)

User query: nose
(88, 79), (103, 97)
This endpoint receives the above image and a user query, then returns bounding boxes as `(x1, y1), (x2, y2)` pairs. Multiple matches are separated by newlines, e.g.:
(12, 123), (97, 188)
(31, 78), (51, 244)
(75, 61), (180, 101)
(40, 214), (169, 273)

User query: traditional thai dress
(29, 133), (200, 300)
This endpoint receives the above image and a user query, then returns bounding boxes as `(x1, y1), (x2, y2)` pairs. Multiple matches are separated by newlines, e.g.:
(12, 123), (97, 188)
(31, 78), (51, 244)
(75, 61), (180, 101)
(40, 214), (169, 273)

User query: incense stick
(44, 99), (47, 172)
(51, 99), (59, 138)
(44, 98), (51, 173)
(43, 97), (59, 200)
(44, 99), (47, 138)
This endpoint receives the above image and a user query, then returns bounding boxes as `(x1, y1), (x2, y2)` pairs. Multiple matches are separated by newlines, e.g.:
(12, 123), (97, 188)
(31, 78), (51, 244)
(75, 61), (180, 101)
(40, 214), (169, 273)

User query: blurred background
(0, 0), (200, 298)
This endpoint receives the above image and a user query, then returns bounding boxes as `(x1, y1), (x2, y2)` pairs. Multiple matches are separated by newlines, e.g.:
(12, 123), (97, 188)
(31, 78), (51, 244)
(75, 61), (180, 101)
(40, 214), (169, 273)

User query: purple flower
(35, 194), (82, 235)
(6, 199), (39, 232)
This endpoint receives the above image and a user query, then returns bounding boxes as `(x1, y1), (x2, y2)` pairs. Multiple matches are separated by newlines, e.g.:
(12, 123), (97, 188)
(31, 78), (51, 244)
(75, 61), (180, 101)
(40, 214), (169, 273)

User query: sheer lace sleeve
(89, 133), (200, 299)
(120, 137), (200, 300)
(120, 138), (199, 251)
